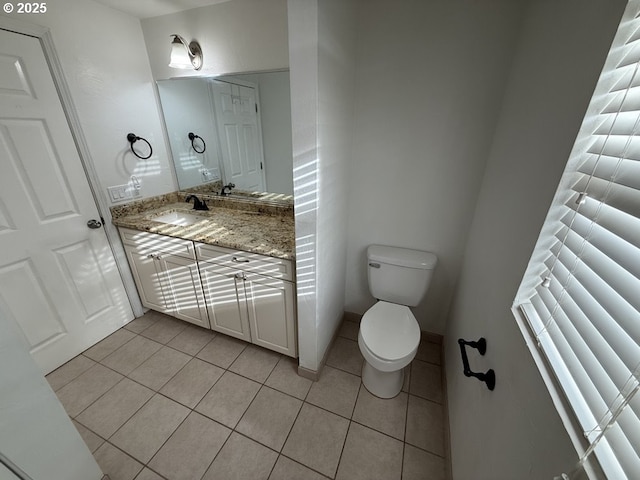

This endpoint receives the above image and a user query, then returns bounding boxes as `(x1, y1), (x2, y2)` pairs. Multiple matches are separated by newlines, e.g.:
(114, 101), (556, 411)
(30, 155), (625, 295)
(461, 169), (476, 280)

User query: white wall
(140, 0), (289, 80)
(343, 0), (527, 334)
(2, 0), (175, 203)
(444, 1), (627, 478)
(240, 72), (293, 195)
(0, 310), (102, 480)
(288, 0), (358, 372)
(157, 78), (222, 189)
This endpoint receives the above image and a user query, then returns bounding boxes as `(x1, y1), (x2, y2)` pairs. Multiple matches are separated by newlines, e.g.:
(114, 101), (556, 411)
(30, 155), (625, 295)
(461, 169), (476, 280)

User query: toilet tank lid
(368, 245), (437, 270)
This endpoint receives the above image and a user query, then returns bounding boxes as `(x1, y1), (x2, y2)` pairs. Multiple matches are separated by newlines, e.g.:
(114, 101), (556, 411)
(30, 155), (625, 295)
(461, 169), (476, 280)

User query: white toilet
(358, 245), (437, 398)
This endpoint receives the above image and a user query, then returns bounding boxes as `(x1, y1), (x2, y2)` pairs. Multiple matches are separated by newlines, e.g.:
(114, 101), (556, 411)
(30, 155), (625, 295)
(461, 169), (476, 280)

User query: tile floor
(47, 310), (447, 480)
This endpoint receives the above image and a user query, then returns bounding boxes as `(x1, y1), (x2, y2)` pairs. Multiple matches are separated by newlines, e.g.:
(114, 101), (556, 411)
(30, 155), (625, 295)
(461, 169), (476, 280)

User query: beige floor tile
(410, 360), (442, 403)
(229, 344), (281, 383)
(134, 468), (164, 480)
(55, 363), (123, 417)
(265, 356), (313, 400)
(338, 320), (359, 341)
(405, 395), (444, 456)
(268, 456), (328, 480)
(123, 314), (158, 334)
(306, 366), (361, 418)
(101, 336), (163, 376)
(94, 442), (143, 480)
(83, 329), (136, 362)
(402, 444), (445, 480)
(110, 394), (190, 463)
(149, 411), (231, 480)
(415, 340), (441, 365)
(326, 337), (363, 376)
(46, 354), (96, 391)
(195, 371), (260, 428)
(72, 420), (104, 453)
(196, 334), (247, 368)
(140, 315), (189, 344)
(335, 422), (403, 480)
(352, 387), (408, 440)
(282, 403), (349, 478)
(76, 378), (154, 438)
(160, 357), (224, 408)
(167, 324), (215, 355)
(202, 432), (278, 480)
(128, 346), (191, 391)
(236, 386), (302, 451)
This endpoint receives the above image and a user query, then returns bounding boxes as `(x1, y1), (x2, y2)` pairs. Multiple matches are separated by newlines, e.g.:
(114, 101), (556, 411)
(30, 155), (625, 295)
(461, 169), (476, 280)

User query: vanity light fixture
(169, 34), (203, 70)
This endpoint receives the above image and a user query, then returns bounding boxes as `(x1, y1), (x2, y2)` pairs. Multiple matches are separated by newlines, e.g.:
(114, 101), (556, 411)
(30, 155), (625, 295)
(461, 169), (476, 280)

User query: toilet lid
(360, 302), (421, 361)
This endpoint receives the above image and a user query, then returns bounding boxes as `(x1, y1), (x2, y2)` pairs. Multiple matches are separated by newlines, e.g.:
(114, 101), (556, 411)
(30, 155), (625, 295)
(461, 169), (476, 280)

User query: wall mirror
(157, 70), (293, 201)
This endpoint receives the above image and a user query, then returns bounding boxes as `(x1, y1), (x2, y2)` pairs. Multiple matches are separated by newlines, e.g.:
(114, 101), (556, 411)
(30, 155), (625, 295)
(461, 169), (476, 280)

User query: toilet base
(361, 361), (404, 399)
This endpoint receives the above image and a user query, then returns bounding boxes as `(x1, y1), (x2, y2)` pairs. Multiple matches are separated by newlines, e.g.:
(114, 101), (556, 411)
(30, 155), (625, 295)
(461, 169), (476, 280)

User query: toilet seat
(359, 301), (420, 370)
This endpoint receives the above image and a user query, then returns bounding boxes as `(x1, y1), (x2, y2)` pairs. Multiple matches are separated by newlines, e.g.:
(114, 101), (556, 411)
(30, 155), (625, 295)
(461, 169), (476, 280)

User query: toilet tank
(367, 245), (437, 307)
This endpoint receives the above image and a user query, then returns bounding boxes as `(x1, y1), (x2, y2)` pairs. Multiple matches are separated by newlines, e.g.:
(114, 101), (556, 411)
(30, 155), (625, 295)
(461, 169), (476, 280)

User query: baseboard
(441, 339), (453, 480)
(297, 311), (355, 381)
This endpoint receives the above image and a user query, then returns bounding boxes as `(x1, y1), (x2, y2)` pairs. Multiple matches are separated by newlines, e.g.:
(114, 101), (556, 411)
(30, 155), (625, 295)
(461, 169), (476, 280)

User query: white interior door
(210, 79), (266, 191)
(0, 29), (133, 374)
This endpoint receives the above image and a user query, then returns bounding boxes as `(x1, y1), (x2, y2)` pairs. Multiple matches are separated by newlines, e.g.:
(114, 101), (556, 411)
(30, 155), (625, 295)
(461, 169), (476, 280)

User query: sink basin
(151, 211), (206, 226)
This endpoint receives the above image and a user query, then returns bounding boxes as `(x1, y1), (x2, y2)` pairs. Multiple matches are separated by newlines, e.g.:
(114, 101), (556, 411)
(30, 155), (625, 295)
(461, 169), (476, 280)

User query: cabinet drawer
(119, 228), (195, 260)
(196, 243), (294, 281)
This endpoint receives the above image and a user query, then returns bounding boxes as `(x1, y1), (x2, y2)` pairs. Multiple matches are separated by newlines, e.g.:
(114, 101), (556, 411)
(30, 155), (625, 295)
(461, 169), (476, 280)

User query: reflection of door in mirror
(211, 79), (266, 192)
(157, 71), (293, 196)
(158, 78), (222, 190)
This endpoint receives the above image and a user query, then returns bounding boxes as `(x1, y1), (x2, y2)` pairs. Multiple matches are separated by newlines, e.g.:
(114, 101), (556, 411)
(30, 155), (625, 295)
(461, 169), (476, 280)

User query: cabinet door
(124, 245), (167, 312)
(199, 262), (252, 342)
(243, 272), (297, 357)
(156, 254), (210, 329)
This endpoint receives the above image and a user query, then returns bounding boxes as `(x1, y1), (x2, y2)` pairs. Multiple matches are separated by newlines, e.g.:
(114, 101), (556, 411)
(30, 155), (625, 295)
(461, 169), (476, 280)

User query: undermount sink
(151, 211), (206, 226)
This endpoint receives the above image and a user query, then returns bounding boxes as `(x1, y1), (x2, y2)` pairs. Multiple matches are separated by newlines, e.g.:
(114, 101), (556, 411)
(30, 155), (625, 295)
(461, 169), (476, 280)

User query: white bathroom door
(0, 29), (133, 374)
(210, 79), (266, 191)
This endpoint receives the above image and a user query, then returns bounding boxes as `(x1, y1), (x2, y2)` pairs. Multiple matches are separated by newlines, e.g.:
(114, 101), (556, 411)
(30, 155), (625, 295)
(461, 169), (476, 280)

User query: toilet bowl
(358, 245), (437, 399)
(358, 301), (420, 398)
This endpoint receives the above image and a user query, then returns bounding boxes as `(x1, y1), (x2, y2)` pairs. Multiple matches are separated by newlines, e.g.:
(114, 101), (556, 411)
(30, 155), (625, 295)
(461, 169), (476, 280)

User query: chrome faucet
(220, 183), (236, 197)
(185, 194), (209, 211)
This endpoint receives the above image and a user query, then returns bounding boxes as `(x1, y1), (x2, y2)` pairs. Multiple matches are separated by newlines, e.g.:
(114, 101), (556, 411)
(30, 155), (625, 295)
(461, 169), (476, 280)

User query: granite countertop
(111, 196), (295, 260)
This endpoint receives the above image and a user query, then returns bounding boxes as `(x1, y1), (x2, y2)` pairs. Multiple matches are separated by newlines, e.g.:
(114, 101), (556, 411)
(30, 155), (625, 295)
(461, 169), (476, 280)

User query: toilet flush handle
(368, 262), (380, 268)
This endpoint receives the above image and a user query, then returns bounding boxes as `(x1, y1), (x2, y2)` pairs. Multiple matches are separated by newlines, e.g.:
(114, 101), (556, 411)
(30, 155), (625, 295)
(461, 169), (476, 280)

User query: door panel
(124, 246), (166, 312)
(244, 273), (297, 357)
(0, 29), (133, 373)
(200, 262), (252, 341)
(158, 254), (209, 328)
(210, 80), (265, 191)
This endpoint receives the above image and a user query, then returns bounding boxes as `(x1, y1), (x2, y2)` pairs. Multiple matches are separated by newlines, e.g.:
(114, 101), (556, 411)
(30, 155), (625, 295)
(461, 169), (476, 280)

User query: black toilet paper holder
(458, 337), (495, 391)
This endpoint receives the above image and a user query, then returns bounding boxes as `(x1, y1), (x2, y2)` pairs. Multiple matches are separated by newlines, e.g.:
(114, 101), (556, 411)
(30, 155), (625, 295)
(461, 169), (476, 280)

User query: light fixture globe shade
(169, 35), (203, 70)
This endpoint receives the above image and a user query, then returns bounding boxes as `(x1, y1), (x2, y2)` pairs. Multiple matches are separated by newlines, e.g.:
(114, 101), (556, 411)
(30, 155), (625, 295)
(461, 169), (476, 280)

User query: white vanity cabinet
(119, 228), (210, 329)
(196, 244), (297, 357)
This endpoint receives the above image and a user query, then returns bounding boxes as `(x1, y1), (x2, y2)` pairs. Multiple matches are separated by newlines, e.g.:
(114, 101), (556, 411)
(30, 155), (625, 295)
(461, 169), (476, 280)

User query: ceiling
(93, 0), (233, 19)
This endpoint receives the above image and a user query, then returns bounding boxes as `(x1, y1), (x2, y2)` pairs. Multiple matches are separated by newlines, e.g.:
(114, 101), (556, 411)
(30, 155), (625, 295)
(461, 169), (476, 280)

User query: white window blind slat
(572, 175), (640, 219)
(541, 252), (640, 377)
(551, 227), (640, 313)
(537, 273), (632, 412)
(516, 2), (640, 477)
(566, 198), (640, 251)
(559, 210), (640, 279)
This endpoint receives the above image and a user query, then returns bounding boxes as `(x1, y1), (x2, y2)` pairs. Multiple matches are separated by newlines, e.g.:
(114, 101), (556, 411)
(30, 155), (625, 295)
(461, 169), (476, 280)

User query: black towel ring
(127, 133), (153, 160)
(188, 132), (206, 154)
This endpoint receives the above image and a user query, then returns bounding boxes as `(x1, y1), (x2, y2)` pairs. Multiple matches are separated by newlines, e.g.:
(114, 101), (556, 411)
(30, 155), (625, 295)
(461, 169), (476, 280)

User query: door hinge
(100, 216), (105, 225)
(255, 103), (258, 113)
(260, 162), (263, 170)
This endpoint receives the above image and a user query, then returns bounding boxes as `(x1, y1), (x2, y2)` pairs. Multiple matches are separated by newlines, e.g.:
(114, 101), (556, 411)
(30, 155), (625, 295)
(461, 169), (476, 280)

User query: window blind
(515, 2), (640, 478)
